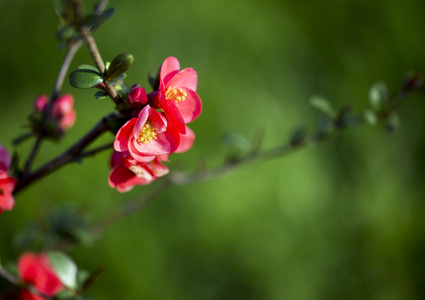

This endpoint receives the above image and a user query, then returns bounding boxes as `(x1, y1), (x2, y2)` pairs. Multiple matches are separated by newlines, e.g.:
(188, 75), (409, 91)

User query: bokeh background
(1, 0), (425, 299)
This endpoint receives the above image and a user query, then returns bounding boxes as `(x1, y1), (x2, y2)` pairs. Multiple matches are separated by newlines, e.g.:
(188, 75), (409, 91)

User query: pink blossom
(52, 94), (76, 130)
(0, 145), (15, 214)
(109, 151), (169, 192)
(114, 105), (180, 162)
(34, 94), (76, 131)
(18, 252), (65, 299)
(151, 57), (202, 134)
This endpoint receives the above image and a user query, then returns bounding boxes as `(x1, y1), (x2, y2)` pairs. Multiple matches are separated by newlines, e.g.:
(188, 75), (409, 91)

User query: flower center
(165, 87), (188, 104)
(137, 121), (158, 144)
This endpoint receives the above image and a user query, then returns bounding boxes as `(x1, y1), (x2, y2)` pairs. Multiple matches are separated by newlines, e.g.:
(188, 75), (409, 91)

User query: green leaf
(94, 90), (108, 100)
(289, 127), (306, 146)
(77, 64), (100, 73)
(52, 0), (65, 16)
(148, 71), (158, 89)
(222, 132), (251, 151)
(77, 269), (90, 287)
(386, 112), (400, 134)
(369, 81), (389, 110)
(115, 84), (131, 99)
(55, 290), (75, 299)
(107, 53), (134, 80)
(309, 96), (336, 117)
(56, 25), (74, 41)
(48, 251), (78, 289)
(81, 7), (116, 31)
(69, 69), (103, 89)
(363, 109), (378, 125)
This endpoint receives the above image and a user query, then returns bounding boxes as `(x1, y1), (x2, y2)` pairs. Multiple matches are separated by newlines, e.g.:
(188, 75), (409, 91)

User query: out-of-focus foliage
(1, 0), (425, 299)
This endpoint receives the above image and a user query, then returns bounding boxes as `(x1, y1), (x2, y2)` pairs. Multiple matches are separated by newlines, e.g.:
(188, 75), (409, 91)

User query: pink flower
(0, 145), (16, 214)
(109, 151), (169, 192)
(52, 94), (76, 130)
(114, 105), (180, 162)
(34, 94), (76, 131)
(18, 252), (65, 299)
(151, 57), (202, 134)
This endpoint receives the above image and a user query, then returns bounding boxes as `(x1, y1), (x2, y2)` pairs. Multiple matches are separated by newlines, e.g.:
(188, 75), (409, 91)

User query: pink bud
(127, 87), (148, 107)
(35, 95), (49, 112)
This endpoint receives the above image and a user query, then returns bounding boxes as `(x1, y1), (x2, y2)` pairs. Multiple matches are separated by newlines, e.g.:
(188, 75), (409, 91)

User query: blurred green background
(1, 0), (425, 299)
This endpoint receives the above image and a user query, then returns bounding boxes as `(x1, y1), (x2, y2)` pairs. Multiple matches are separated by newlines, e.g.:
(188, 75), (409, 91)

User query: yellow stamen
(165, 87), (187, 103)
(137, 120), (158, 144)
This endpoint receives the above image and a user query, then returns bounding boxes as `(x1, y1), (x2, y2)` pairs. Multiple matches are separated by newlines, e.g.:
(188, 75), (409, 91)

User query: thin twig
(0, 265), (19, 285)
(77, 142), (114, 159)
(90, 179), (171, 237)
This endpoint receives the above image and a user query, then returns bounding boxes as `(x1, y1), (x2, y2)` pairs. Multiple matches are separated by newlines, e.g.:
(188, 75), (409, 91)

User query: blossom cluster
(109, 57), (202, 192)
(33, 94), (76, 135)
(0, 145), (16, 214)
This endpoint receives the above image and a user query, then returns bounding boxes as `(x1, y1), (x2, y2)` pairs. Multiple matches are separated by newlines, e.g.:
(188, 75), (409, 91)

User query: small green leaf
(386, 112), (400, 134)
(309, 96), (336, 117)
(105, 73), (127, 86)
(77, 64), (100, 72)
(115, 84), (131, 99)
(289, 127), (306, 146)
(148, 71), (158, 89)
(69, 69), (103, 89)
(56, 25), (74, 41)
(48, 251), (78, 289)
(222, 132), (251, 151)
(94, 90), (108, 100)
(55, 290), (75, 299)
(363, 109), (378, 125)
(369, 81), (389, 110)
(77, 270), (90, 288)
(81, 7), (116, 31)
(107, 53), (134, 80)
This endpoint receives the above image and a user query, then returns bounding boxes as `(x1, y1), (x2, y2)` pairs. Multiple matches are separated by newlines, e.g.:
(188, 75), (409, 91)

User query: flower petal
(159, 97), (186, 134)
(175, 126), (195, 153)
(0, 145), (11, 169)
(160, 57), (180, 87)
(114, 118), (137, 152)
(0, 177), (16, 211)
(167, 68), (198, 91)
(176, 89), (202, 124)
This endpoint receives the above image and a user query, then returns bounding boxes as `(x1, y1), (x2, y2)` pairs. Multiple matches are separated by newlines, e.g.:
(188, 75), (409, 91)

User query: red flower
(114, 105), (180, 162)
(109, 151), (169, 192)
(18, 252), (65, 299)
(152, 57), (202, 134)
(0, 145), (16, 214)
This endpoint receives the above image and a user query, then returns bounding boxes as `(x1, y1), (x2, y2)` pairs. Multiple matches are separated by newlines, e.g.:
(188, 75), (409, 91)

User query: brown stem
(79, 27), (121, 106)
(0, 266), (19, 285)
(15, 113), (118, 194)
